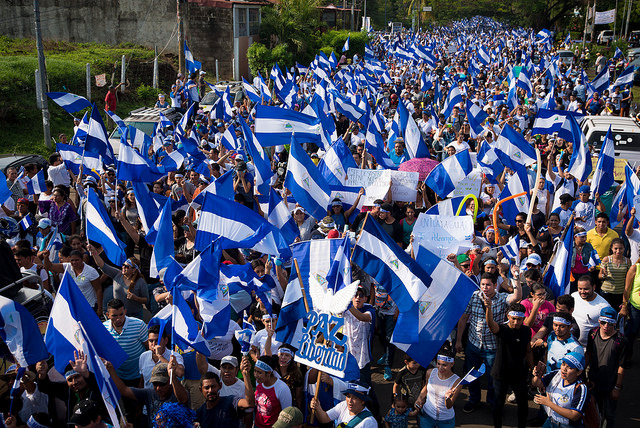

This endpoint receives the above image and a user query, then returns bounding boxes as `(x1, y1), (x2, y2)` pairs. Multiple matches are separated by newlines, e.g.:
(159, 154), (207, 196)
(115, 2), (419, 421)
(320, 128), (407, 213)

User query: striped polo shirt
(103, 316), (149, 380)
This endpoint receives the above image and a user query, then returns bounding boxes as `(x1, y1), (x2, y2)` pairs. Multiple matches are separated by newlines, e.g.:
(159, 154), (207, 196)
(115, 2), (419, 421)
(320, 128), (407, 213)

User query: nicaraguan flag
(221, 263), (258, 314)
(45, 271), (127, 372)
(397, 96), (429, 158)
(243, 78), (262, 103)
(268, 188), (300, 245)
(317, 137), (358, 186)
(46, 92), (92, 114)
(131, 181), (163, 234)
(329, 90), (366, 123)
(425, 149), (473, 198)
(564, 33), (571, 46)
(220, 124), (239, 151)
(564, 114), (593, 182)
(19, 215), (33, 231)
(610, 65), (634, 91)
(342, 35), (350, 52)
(441, 84), (462, 118)
(590, 67), (611, 96)
(72, 112), (89, 145)
(26, 170), (46, 195)
(466, 99), (488, 138)
(149, 200), (175, 278)
(614, 47), (624, 59)
(531, 109), (572, 136)
(499, 234), (521, 265)
(235, 315), (256, 354)
(184, 41), (202, 74)
(275, 239), (343, 345)
(461, 363), (486, 385)
(196, 280), (231, 340)
(352, 215), (431, 312)
(117, 139), (165, 183)
(173, 240), (221, 291)
(0, 171), (11, 204)
(85, 188), (126, 266)
(0, 296), (49, 366)
(127, 125), (152, 153)
(499, 167), (530, 224)
(425, 196), (465, 216)
(105, 110), (126, 131)
(191, 169), (235, 209)
(494, 124), (537, 171)
(171, 287), (211, 356)
(238, 115), (274, 193)
(195, 192), (292, 259)
(254, 105), (323, 147)
(285, 134), (332, 220)
(590, 125), (615, 195)
(56, 143), (84, 175)
(477, 140), (504, 183)
(544, 218), (575, 298)
(85, 105), (115, 165)
(391, 245), (477, 366)
(477, 46), (491, 65)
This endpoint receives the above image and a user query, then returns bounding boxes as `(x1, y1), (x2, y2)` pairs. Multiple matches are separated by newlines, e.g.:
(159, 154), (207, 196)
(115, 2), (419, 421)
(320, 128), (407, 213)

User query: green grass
(0, 37), (175, 156)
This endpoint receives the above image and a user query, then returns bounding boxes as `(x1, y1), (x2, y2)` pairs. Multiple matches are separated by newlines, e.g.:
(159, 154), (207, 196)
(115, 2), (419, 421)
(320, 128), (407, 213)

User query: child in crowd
(384, 393), (418, 428)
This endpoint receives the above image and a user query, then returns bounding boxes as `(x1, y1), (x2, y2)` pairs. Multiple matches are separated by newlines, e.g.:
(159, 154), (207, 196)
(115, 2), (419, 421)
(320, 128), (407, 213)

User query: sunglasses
(599, 321), (615, 326)
(515, 219), (524, 223)
(152, 381), (168, 387)
(460, 263), (471, 268)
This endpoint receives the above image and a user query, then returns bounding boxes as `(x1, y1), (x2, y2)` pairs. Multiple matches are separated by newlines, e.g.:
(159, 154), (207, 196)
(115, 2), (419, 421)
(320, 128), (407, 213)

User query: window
(249, 8), (260, 36)
(236, 8), (247, 37)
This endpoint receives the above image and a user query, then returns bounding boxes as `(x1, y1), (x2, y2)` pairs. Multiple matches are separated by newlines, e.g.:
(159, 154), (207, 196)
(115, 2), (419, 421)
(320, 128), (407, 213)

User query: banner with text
(346, 168), (419, 203)
(412, 214), (475, 257)
(594, 9), (616, 25)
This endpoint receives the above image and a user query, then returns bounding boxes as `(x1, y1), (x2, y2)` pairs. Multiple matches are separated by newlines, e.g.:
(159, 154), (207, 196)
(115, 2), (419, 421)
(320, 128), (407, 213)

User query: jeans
(542, 419), (572, 428)
(493, 378), (528, 428)
(359, 363), (371, 386)
(594, 389), (618, 428)
(376, 311), (397, 366)
(418, 413), (455, 428)
(464, 341), (496, 406)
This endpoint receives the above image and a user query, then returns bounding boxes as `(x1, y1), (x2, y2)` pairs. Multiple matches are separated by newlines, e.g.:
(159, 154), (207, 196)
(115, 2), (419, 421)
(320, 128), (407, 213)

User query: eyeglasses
(599, 321), (615, 326)
(515, 219), (524, 223)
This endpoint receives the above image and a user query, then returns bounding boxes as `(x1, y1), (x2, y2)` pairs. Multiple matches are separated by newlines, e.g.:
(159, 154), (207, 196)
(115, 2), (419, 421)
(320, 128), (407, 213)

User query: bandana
(437, 355), (455, 363)
(123, 259), (139, 271)
(575, 231), (587, 237)
(255, 360), (273, 372)
(27, 416), (50, 428)
(599, 316), (617, 325)
(508, 311), (525, 318)
(278, 348), (294, 357)
(553, 316), (572, 326)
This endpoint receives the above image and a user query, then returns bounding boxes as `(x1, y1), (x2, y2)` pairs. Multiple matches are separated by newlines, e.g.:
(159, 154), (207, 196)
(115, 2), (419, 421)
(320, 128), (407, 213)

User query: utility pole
(34, 0), (51, 149)
(625, 0), (633, 39)
(177, 0), (184, 74)
(582, 2), (591, 54)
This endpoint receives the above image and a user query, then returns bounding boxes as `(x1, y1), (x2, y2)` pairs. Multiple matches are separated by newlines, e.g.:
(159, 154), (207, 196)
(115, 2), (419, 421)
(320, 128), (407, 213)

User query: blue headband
(255, 360), (273, 372)
(508, 311), (525, 318)
(27, 416), (49, 428)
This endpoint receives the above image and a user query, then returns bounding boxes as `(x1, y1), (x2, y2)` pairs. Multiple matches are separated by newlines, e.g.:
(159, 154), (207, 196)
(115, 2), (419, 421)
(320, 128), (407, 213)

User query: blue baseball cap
(562, 352), (585, 370)
(579, 185), (591, 194)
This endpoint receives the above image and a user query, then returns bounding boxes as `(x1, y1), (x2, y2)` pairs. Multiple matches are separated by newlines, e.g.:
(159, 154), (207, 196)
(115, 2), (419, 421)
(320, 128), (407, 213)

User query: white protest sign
(390, 170), (419, 202)
(347, 168), (390, 205)
(412, 214), (475, 257)
(295, 311), (348, 378)
(449, 169), (483, 198)
(634, 195), (640, 222)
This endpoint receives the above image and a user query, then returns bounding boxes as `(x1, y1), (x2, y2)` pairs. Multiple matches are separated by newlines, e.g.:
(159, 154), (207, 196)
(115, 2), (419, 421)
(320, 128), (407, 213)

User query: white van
(558, 50), (574, 66)
(581, 115), (640, 164)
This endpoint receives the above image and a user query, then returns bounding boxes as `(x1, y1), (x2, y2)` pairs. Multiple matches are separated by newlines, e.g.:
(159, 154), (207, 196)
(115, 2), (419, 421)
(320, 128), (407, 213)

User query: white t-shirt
(63, 262), (100, 306)
(627, 229), (640, 264)
(139, 349), (184, 388)
(48, 163), (71, 187)
(0, 197), (15, 219)
(205, 320), (241, 360)
(571, 291), (612, 347)
(207, 365), (247, 400)
(251, 329), (282, 356)
(326, 401), (377, 428)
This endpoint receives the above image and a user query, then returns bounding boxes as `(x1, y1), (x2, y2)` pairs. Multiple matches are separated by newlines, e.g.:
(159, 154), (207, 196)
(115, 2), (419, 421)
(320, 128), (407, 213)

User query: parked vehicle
(107, 107), (182, 155)
(558, 50), (574, 65)
(581, 115), (640, 164)
(597, 30), (615, 45)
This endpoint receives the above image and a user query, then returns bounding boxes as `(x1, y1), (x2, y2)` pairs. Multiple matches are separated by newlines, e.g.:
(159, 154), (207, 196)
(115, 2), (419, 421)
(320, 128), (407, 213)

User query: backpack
(574, 382), (599, 428)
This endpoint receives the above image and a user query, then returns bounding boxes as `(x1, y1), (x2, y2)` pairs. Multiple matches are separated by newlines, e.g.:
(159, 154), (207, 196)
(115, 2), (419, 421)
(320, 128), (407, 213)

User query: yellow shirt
(587, 227), (619, 262)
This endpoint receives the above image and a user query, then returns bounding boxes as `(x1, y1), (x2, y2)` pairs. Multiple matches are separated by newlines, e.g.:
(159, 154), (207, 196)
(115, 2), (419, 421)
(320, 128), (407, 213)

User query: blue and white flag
(499, 234), (521, 265)
(460, 363), (486, 385)
(195, 192), (292, 259)
(184, 42), (202, 74)
(105, 110), (126, 131)
(589, 67), (611, 96)
(425, 149), (473, 198)
(72, 112), (90, 145)
(0, 296), (49, 366)
(391, 245), (477, 366)
(531, 109), (572, 136)
(131, 181), (163, 234)
(466, 99), (488, 138)
(192, 169), (235, 209)
(352, 214), (431, 312)
(45, 271), (127, 372)
(85, 188), (126, 266)
(238, 115), (274, 193)
(173, 240), (221, 292)
(85, 105), (115, 165)
(564, 33), (571, 46)
(477, 46), (491, 65)
(56, 143), (84, 175)
(243, 78), (262, 103)
(26, 170), (46, 195)
(44, 225), (63, 252)
(397, 96), (429, 158)
(19, 215), (33, 231)
(171, 287), (210, 356)
(614, 47), (624, 59)
(544, 218), (575, 298)
(425, 196), (465, 216)
(268, 188), (300, 245)
(149, 200), (175, 278)
(276, 239), (343, 345)
(610, 65), (634, 91)
(46, 92), (92, 114)
(342, 35), (350, 52)
(0, 171), (10, 204)
(220, 124), (239, 151)
(317, 137), (358, 186)
(254, 105), (323, 147)
(329, 90), (366, 124)
(564, 114), (593, 182)
(10, 366), (26, 403)
(365, 115), (397, 170)
(590, 126), (615, 196)
(477, 140), (504, 183)
(285, 135), (332, 220)
(494, 124), (537, 171)
(196, 280), (231, 340)
(441, 84), (462, 118)
(235, 315), (256, 355)
(499, 167), (530, 224)
(117, 139), (165, 183)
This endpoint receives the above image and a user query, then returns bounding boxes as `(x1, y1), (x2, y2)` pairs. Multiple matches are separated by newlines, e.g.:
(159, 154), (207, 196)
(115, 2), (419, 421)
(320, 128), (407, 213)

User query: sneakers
(377, 353), (387, 365)
(463, 401), (478, 413)
(384, 366), (392, 381)
(507, 392), (516, 403)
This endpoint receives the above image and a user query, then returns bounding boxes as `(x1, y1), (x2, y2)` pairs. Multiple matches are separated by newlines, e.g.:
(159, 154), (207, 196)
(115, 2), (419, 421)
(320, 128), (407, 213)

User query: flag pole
(527, 148), (542, 221)
(542, 214), (575, 278)
(491, 192), (528, 245)
(293, 258), (310, 313)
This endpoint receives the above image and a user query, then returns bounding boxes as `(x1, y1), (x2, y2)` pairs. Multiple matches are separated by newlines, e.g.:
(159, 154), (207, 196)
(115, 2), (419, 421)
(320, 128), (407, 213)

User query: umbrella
(398, 158), (439, 181)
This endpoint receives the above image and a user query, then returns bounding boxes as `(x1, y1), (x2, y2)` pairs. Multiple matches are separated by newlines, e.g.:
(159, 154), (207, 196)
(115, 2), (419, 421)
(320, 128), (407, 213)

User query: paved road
(370, 336), (640, 426)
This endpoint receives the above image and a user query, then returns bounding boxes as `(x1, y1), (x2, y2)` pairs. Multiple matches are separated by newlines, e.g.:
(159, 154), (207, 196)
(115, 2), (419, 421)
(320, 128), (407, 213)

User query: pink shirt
(522, 298), (555, 333)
